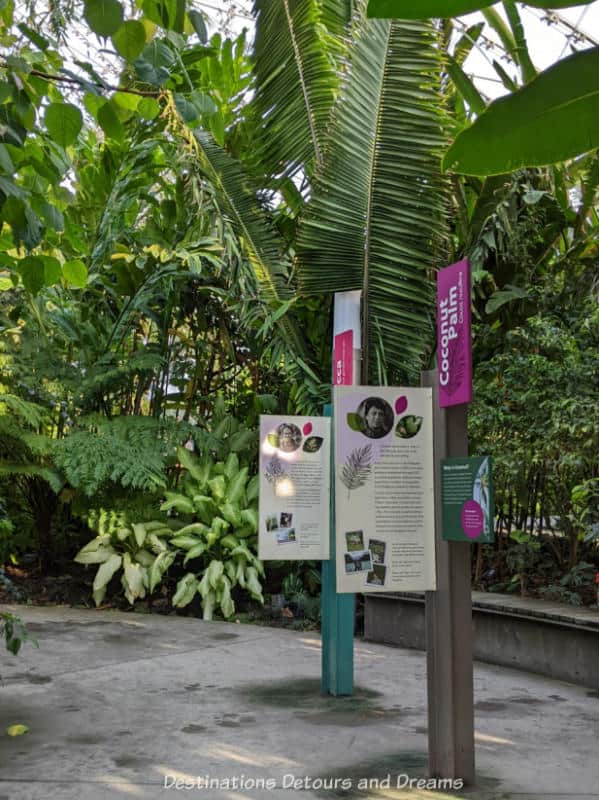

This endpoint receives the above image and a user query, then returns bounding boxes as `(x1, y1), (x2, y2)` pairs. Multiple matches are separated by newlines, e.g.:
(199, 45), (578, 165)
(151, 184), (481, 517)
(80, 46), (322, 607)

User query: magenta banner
(333, 329), (353, 386)
(437, 259), (472, 407)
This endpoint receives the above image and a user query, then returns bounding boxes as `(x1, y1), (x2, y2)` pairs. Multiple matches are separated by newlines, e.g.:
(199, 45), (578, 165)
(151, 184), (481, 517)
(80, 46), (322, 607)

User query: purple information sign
(437, 259), (472, 408)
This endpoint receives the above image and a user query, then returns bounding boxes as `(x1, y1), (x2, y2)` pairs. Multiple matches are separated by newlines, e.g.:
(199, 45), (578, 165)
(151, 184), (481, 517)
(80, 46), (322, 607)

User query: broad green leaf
(138, 97), (160, 119)
(74, 545), (116, 565)
(0, 143), (14, 173)
(446, 56), (485, 115)
(240, 508), (258, 533)
(246, 475), (259, 502)
(206, 559), (224, 589)
(188, 9), (207, 42)
(221, 502), (241, 527)
(160, 492), (194, 514)
(83, 93), (106, 121)
(148, 533), (168, 553)
(132, 522), (147, 548)
(123, 552), (145, 602)
(443, 46), (599, 175)
(245, 565), (263, 603)
(17, 256), (44, 295)
(93, 586), (107, 606)
(226, 466), (248, 505)
(367, 0), (594, 17)
(172, 573), (198, 607)
(44, 103), (82, 147)
(175, 522), (209, 536)
(135, 549), (154, 568)
(149, 551), (175, 591)
(219, 575), (234, 618)
(112, 20), (147, 61)
(93, 553), (122, 592)
(63, 259), (88, 287)
(202, 589), (216, 620)
(224, 452), (239, 480)
(41, 256), (61, 286)
(177, 446), (208, 484)
(17, 23), (49, 50)
(134, 41), (175, 85)
(98, 101), (125, 142)
(143, 0), (185, 31)
(84, 0), (123, 36)
(220, 535), (240, 551)
(208, 474), (226, 500)
(485, 284), (529, 314)
(183, 542), (207, 565)
(170, 534), (203, 550)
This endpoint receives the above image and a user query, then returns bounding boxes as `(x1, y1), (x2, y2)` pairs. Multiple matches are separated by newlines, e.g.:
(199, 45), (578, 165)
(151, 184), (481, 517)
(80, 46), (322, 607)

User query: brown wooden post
(422, 369), (475, 784)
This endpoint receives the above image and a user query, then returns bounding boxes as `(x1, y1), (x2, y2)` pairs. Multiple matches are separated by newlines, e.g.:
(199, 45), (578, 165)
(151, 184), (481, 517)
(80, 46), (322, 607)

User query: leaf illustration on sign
(267, 433), (279, 448)
(395, 396), (408, 415)
(341, 445), (372, 496)
(347, 412), (366, 433)
(264, 454), (287, 485)
(303, 422), (313, 436)
(395, 415), (423, 439)
(303, 436), (323, 453)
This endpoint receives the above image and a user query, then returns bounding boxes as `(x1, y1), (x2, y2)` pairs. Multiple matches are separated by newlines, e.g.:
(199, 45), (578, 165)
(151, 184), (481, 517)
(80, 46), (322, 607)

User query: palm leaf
(297, 9), (448, 383)
(189, 130), (312, 368)
(252, 0), (344, 178)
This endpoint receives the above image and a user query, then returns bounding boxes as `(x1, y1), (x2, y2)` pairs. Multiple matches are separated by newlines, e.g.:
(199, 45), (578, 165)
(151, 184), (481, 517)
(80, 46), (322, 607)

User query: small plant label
(441, 457), (494, 543)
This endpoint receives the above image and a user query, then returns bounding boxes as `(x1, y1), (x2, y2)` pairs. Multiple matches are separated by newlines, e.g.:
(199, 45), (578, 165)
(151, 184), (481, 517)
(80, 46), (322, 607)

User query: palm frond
(190, 130), (311, 365)
(297, 10), (449, 384)
(252, 0), (343, 178)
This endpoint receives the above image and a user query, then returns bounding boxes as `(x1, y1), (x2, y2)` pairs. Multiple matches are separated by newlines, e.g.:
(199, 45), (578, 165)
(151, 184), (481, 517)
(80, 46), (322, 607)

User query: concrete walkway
(0, 604), (597, 800)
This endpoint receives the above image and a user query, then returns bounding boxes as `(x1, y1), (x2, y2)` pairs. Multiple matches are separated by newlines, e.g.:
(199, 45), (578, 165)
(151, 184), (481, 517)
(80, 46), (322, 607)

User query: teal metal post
(321, 402), (354, 696)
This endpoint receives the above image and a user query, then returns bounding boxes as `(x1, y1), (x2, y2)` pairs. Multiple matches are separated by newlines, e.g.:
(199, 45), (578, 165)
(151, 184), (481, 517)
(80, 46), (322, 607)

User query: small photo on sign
(265, 515), (278, 531)
(356, 397), (394, 439)
(344, 549), (373, 574)
(345, 530), (364, 552)
(277, 423), (302, 453)
(280, 512), (293, 528)
(366, 564), (386, 587)
(277, 528), (296, 545)
(368, 539), (386, 564)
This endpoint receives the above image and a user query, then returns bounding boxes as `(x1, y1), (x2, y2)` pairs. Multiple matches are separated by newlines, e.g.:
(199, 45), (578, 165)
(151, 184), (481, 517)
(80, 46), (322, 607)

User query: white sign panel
(259, 415), (330, 561)
(334, 387), (436, 592)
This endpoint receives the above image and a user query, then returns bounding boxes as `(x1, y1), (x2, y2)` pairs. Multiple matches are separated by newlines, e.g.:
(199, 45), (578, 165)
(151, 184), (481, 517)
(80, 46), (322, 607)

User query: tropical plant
(368, 0), (599, 175)
(160, 446), (264, 619)
(296, 7), (449, 384)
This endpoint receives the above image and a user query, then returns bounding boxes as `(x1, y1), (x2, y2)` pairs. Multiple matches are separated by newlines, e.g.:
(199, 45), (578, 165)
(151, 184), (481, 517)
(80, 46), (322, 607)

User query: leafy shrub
(75, 446), (264, 619)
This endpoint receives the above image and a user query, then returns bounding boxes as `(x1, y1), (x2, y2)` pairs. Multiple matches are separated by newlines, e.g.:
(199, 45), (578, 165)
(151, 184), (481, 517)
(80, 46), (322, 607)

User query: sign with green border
(441, 456), (494, 543)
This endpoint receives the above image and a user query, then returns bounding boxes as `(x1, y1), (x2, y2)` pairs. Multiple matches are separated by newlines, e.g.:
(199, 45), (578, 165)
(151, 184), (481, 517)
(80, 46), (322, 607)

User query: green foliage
(252, 0), (343, 178)
(0, 612), (37, 656)
(367, 0), (594, 18)
(75, 443), (263, 619)
(297, 10), (448, 383)
(444, 47), (599, 176)
(160, 445), (264, 619)
(54, 416), (193, 496)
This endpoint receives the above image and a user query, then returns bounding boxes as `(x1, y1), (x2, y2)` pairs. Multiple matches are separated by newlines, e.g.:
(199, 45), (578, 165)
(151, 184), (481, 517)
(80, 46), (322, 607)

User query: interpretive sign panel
(441, 457), (494, 543)
(437, 259), (472, 407)
(334, 387), (436, 592)
(259, 415), (330, 560)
